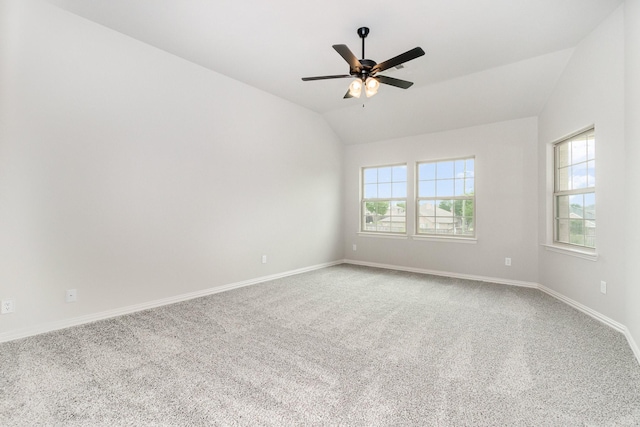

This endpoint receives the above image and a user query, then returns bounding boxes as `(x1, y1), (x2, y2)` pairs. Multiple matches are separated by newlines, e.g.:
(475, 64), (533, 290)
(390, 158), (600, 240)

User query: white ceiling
(45, 0), (623, 144)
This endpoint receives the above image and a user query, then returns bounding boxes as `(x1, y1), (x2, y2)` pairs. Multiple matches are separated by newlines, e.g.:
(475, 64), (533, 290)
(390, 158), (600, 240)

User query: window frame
(552, 127), (596, 250)
(360, 163), (408, 235)
(415, 156), (476, 239)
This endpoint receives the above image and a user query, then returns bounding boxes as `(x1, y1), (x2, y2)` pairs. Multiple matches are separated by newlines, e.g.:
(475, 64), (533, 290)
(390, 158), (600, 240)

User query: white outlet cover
(1, 299), (14, 314)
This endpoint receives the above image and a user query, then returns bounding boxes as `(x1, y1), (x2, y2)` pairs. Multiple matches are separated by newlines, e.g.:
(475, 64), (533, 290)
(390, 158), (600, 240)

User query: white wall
(537, 6), (625, 323)
(344, 117), (539, 284)
(0, 0), (343, 337)
(625, 0), (640, 354)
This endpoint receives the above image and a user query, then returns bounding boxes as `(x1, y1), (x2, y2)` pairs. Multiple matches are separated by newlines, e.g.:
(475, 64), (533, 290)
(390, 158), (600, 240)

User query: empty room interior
(2, 0), (640, 424)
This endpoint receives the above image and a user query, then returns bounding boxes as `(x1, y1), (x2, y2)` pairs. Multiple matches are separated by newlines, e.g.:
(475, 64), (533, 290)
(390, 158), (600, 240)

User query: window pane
(364, 201), (389, 216)
(587, 136), (595, 160)
(455, 160), (465, 177)
(362, 164), (407, 234)
(568, 195), (582, 223)
(364, 168), (377, 184)
(434, 217), (455, 233)
(437, 179), (455, 197)
(584, 193), (596, 219)
(419, 216), (436, 233)
(419, 180), (436, 197)
(587, 160), (595, 187)
(572, 163), (588, 189)
(378, 183), (392, 198)
(465, 178), (474, 195)
(419, 200), (436, 215)
(557, 142), (570, 167)
(557, 166), (570, 191)
(557, 195), (570, 218)
(585, 220), (596, 248)
(462, 217), (474, 234)
(461, 199), (474, 218)
(571, 138), (588, 163)
(417, 157), (474, 237)
(557, 219), (570, 243)
(437, 161), (454, 179)
(391, 201), (406, 213)
(454, 179), (465, 196)
(437, 200), (454, 216)
(419, 163), (436, 180)
(466, 159), (475, 177)
(363, 211), (375, 231)
(392, 182), (407, 198)
(364, 183), (377, 198)
(389, 201), (406, 233)
(570, 219), (585, 245)
(392, 165), (407, 182)
(378, 167), (392, 183)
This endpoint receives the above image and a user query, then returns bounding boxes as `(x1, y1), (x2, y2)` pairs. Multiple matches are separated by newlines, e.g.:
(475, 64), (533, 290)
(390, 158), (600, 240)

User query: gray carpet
(1, 264), (640, 426)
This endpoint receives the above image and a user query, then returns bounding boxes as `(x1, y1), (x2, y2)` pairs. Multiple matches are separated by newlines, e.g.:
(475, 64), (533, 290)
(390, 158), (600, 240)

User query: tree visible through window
(361, 164), (407, 233)
(554, 128), (595, 249)
(416, 157), (475, 237)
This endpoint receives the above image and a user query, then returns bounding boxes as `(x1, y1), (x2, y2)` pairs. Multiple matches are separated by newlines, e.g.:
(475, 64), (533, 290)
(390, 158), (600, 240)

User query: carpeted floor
(1, 264), (640, 426)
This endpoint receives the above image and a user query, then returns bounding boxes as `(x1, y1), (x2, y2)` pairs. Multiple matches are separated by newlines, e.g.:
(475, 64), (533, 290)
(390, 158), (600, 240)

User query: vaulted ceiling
(45, 0), (623, 144)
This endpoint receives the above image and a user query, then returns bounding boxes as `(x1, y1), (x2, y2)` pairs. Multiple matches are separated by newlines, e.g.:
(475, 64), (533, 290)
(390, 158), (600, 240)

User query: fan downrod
(357, 27), (370, 60)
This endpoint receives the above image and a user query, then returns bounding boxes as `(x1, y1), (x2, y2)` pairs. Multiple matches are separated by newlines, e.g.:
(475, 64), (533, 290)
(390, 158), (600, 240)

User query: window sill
(412, 235), (477, 244)
(541, 244), (598, 262)
(357, 232), (408, 240)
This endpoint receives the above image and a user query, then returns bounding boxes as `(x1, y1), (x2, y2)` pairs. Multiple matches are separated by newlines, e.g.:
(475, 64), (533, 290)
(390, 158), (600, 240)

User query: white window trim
(360, 163), (408, 235)
(412, 235), (477, 244)
(415, 156), (476, 239)
(357, 231), (409, 240)
(551, 127), (596, 250)
(541, 243), (598, 262)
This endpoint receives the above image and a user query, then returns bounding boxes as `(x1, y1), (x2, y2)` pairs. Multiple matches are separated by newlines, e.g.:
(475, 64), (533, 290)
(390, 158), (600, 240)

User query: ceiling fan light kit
(302, 27), (425, 100)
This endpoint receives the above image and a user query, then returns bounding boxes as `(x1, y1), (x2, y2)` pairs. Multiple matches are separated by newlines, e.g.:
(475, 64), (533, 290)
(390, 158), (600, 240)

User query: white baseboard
(0, 260), (342, 344)
(536, 284), (626, 334)
(4, 258), (640, 367)
(343, 258), (639, 366)
(626, 329), (640, 364)
(343, 259), (539, 288)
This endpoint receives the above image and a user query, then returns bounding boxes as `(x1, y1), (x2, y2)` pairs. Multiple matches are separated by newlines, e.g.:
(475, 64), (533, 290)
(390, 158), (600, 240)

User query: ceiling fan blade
(343, 89), (354, 99)
(301, 74), (352, 81)
(333, 44), (363, 72)
(375, 75), (414, 89)
(372, 47), (425, 73)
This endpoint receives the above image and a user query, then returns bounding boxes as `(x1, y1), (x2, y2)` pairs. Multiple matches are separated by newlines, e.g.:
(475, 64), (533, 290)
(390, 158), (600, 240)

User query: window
(554, 128), (595, 249)
(361, 164), (407, 234)
(416, 157), (475, 237)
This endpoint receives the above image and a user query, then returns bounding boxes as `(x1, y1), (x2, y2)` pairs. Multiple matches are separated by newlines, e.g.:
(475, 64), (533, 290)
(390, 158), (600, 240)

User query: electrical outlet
(261, 255), (267, 264)
(505, 257), (512, 266)
(600, 281), (607, 294)
(353, 244), (357, 251)
(66, 289), (77, 303)
(1, 299), (15, 314)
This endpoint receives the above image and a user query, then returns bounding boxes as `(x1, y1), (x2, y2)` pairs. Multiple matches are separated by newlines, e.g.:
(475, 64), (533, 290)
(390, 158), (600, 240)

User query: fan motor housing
(354, 59), (377, 78)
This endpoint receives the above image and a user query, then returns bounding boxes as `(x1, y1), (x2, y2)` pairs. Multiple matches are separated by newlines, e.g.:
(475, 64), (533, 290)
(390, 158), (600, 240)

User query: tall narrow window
(554, 128), (596, 249)
(416, 157), (475, 237)
(361, 164), (407, 234)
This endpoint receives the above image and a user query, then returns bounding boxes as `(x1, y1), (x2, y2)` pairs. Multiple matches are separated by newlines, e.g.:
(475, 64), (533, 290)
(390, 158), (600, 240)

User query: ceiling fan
(301, 27), (425, 99)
